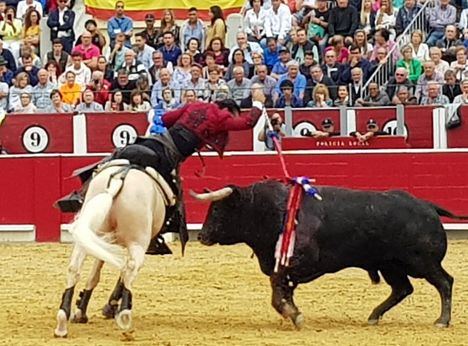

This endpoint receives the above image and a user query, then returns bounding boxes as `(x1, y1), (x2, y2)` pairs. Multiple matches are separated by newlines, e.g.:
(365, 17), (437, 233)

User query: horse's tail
(71, 175), (126, 270)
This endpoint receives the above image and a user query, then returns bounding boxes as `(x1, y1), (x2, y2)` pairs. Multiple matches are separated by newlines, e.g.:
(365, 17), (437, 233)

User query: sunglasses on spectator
(395, 73), (405, 76)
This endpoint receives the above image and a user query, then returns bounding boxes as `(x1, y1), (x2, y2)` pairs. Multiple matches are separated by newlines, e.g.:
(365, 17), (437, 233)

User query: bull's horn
(190, 187), (233, 201)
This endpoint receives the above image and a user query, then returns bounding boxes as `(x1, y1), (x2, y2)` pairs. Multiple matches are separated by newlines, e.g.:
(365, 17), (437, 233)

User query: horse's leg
(54, 244), (86, 338)
(115, 244), (146, 331)
(102, 277), (124, 319)
(72, 259), (104, 323)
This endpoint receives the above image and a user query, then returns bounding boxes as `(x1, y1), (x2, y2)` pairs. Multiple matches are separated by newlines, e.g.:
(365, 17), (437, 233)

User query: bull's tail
(71, 176), (126, 270)
(428, 202), (468, 220)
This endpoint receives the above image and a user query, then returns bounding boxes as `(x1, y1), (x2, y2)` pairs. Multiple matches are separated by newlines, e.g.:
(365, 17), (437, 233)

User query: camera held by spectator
(258, 112), (285, 151)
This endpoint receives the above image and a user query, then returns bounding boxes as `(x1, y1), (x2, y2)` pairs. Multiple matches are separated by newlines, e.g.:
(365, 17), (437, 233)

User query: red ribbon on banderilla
(260, 107), (322, 272)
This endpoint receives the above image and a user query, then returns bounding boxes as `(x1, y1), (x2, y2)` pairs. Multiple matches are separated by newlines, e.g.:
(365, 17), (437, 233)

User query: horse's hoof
(102, 304), (117, 319)
(54, 309), (68, 338)
(116, 309), (132, 331)
(434, 321), (449, 328)
(71, 309), (88, 323)
(292, 313), (304, 330)
(367, 318), (379, 326)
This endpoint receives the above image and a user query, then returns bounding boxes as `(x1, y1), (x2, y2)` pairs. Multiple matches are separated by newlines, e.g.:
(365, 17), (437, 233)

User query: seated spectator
(229, 31), (263, 65)
(134, 74), (150, 102)
(85, 70), (110, 106)
(96, 56), (114, 83)
(139, 13), (158, 50)
(32, 68), (54, 110)
(44, 60), (60, 86)
(224, 48), (253, 81)
(8, 71), (32, 110)
(327, 0), (358, 42)
(442, 70), (461, 102)
(156, 9), (180, 48)
(0, 56), (13, 85)
(270, 46), (291, 80)
(16, 0), (43, 20)
(369, 47), (391, 81)
(181, 89), (197, 105)
(274, 79), (302, 108)
(449, 47), (468, 81)
(0, 39), (16, 72)
(202, 51), (220, 79)
(306, 118), (340, 138)
(348, 67), (364, 106)
(429, 47), (449, 77)
(185, 37), (203, 65)
(13, 92), (36, 113)
(75, 89), (104, 112)
(148, 50), (173, 85)
(244, 0), (266, 44)
(307, 83), (333, 107)
(340, 45), (371, 85)
(395, 0), (420, 37)
(409, 30), (429, 62)
(249, 64), (275, 106)
(385, 67), (414, 100)
(353, 30), (373, 60)
(158, 30), (182, 66)
(355, 82), (391, 106)
(0, 75), (7, 110)
(45, 89), (73, 113)
(180, 7), (205, 51)
(155, 87), (180, 111)
(274, 60), (306, 104)
(132, 33), (155, 72)
(436, 26), (463, 63)
(107, 1), (132, 49)
(263, 37), (281, 72)
(183, 63), (207, 100)
(104, 90), (129, 111)
(250, 51), (264, 75)
(59, 70), (81, 107)
(415, 60), (444, 101)
(321, 50), (342, 84)
(264, 0), (292, 46)
(72, 30), (100, 70)
(257, 112), (285, 151)
(44, 39), (70, 73)
(304, 64), (336, 104)
(206, 66), (228, 102)
(205, 6), (226, 48)
(22, 9), (41, 53)
(326, 35), (349, 64)
(226, 66), (251, 106)
(128, 89), (151, 112)
(426, 0), (456, 47)
(359, 0), (376, 37)
(350, 118), (388, 142)
(299, 51), (316, 80)
(420, 81), (449, 105)
(62, 52), (91, 87)
(391, 85), (418, 105)
(111, 69), (136, 104)
(204, 37), (230, 68)
(47, 0), (75, 53)
(120, 49), (146, 81)
(371, 28), (399, 63)
(173, 53), (193, 86)
(453, 79), (468, 104)
(0, 6), (23, 59)
(292, 28), (320, 64)
(109, 32), (131, 74)
(334, 84), (350, 106)
(396, 45), (422, 84)
(374, 0), (396, 38)
(19, 45), (41, 69)
(151, 67), (181, 105)
(75, 19), (106, 53)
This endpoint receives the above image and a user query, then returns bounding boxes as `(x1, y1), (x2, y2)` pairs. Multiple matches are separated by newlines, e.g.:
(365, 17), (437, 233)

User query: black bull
(196, 180), (468, 329)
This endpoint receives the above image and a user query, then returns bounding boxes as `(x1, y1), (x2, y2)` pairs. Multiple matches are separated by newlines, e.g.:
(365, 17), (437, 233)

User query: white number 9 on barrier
(112, 124), (138, 148)
(22, 126), (49, 153)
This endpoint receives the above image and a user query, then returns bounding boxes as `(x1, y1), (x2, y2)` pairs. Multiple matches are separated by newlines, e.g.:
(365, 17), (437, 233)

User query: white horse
(54, 160), (175, 337)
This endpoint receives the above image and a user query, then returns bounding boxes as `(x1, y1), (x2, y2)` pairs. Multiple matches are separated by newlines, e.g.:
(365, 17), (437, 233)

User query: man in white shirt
(16, 0), (43, 19)
(264, 0), (292, 46)
(134, 32), (155, 70)
(61, 52), (91, 86)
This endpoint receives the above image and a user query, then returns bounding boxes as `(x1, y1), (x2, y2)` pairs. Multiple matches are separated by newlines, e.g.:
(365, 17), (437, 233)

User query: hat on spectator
(0, 56), (7, 66)
(321, 118), (334, 126)
(367, 119), (378, 126)
(145, 14), (155, 20)
(279, 46), (289, 54)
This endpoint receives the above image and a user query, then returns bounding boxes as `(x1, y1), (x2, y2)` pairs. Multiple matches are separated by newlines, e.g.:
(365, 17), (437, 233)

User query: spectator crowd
(0, 0), (468, 115)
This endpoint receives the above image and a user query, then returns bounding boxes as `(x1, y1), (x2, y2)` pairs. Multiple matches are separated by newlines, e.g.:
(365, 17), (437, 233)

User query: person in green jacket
(396, 45), (422, 84)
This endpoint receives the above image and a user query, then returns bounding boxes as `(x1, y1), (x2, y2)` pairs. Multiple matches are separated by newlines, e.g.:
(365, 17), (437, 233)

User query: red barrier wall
(1, 151), (468, 242)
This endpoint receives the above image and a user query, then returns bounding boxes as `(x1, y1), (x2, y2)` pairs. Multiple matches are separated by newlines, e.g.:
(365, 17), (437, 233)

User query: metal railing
(361, 0), (434, 98)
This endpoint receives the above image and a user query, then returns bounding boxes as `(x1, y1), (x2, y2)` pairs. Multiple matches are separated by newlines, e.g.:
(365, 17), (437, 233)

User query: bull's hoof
(54, 309), (68, 338)
(367, 318), (380, 326)
(116, 309), (132, 331)
(434, 320), (449, 328)
(102, 303), (118, 319)
(292, 313), (304, 330)
(71, 309), (88, 323)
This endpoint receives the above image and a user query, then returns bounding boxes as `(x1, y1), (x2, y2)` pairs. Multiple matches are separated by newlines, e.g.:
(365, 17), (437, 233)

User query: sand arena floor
(0, 241), (467, 346)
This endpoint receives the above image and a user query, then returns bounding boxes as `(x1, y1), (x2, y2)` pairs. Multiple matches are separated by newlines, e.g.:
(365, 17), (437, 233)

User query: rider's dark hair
(215, 99), (241, 115)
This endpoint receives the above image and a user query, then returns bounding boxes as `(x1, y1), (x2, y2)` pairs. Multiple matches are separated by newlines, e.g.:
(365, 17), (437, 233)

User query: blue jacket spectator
(107, 1), (133, 49)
